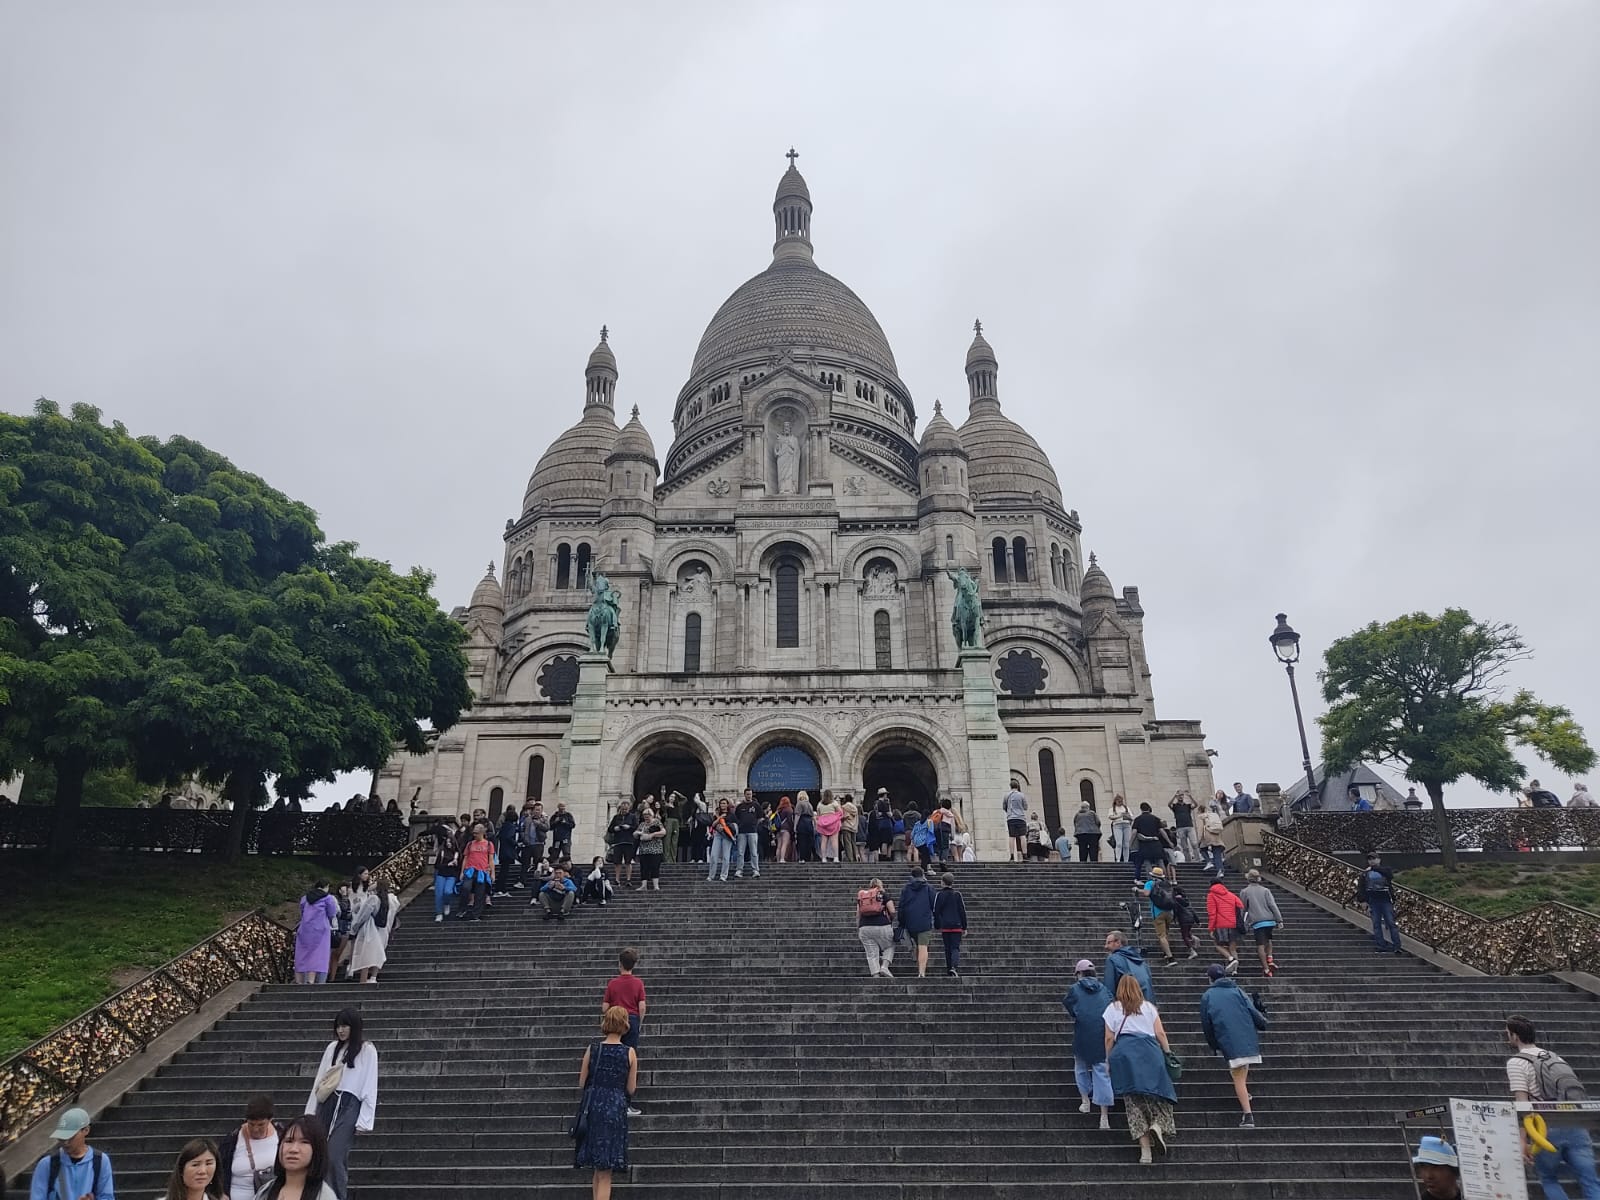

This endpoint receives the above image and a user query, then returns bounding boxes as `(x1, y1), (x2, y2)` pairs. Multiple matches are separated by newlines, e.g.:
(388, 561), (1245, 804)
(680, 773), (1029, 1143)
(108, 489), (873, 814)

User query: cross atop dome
(786, 146), (799, 166)
(599, 324), (608, 343)
(973, 318), (982, 335)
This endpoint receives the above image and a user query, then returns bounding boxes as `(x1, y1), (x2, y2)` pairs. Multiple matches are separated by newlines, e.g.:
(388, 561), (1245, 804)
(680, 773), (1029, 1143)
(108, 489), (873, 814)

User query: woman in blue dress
(575, 1006), (638, 1199)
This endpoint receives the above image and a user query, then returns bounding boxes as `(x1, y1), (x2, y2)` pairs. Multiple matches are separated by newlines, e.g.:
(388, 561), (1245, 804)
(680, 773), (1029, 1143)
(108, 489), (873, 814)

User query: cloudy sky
(3, 2), (1596, 808)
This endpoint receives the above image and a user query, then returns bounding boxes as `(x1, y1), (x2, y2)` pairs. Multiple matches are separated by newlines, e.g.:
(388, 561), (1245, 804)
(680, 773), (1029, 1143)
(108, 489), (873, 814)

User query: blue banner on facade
(749, 744), (822, 792)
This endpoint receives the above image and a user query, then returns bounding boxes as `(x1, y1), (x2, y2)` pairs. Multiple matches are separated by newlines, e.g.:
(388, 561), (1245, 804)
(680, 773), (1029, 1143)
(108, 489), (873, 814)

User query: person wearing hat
(1411, 1136), (1462, 1200)
(1061, 959), (1114, 1130)
(1353, 852), (1401, 953)
(28, 1107), (114, 1200)
(1199, 963), (1270, 1127)
(1134, 866), (1178, 965)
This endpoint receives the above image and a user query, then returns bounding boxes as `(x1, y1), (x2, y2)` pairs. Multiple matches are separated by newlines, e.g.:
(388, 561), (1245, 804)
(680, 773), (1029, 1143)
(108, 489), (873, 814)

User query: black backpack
(44, 1148), (103, 1197)
(373, 894), (390, 928)
(1148, 879), (1176, 911)
(1518, 1050), (1587, 1101)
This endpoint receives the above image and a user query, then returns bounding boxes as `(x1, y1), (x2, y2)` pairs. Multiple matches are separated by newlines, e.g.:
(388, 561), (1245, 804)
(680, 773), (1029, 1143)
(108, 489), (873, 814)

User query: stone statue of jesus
(772, 419), (800, 495)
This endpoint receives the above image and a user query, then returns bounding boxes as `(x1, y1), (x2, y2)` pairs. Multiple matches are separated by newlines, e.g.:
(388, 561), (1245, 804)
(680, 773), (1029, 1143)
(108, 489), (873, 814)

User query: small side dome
(523, 408), (618, 513)
(1079, 553), (1114, 605)
(608, 405), (659, 468)
(469, 562), (504, 612)
(918, 399), (966, 457)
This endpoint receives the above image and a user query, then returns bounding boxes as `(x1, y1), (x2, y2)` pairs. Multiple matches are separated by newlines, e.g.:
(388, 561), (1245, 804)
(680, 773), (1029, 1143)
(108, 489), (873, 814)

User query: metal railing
(0, 805), (410, 857)
(0, 834), (434, 1146)
(1261, 832), (1600, 976)
(1284, 807), (1600, 855)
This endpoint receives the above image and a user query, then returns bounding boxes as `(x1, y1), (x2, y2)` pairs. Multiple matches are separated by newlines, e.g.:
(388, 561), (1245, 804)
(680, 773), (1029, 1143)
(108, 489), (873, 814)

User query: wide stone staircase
(75, 862), (1600, 1197)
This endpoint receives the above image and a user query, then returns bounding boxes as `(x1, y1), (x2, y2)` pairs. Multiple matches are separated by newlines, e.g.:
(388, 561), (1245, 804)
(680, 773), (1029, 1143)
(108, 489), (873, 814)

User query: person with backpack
(346, 874), (387, 983)
(1198, 805), (1226, 873)
(1505, 1013), (1600, 1199)
(304, 1008), (378, 1200)
(1062, 959), (1114, 1131)
(1207, 874), (1245, 975)
(1239, 870), (1285, 978)
(457, 821), (497, 923)
(855, 876), (897, 977)
(932, 871), (969, 978)
(28, 1107), (114, 1200)
(911, 811), (937, 868)
(1354, 852), (1401, 954)
(1135, 866), (1180, 966)
(1167, 881), (1201, 960)
(897, 866), (937, 978)
(1200, 963), (1270, 1127)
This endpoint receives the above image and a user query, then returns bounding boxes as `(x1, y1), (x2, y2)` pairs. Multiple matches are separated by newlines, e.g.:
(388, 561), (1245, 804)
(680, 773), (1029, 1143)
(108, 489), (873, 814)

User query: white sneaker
(626, 1106), (642, 1117)
(1078, 1098), (1092, 1114)
(434, 914), (443, 923)
(1099, 1113), (1111, 1131)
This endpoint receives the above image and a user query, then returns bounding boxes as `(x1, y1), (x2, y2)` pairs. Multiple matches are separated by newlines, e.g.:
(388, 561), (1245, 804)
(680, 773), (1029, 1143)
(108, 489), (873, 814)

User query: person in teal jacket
(1199, 965), (1270, 1127)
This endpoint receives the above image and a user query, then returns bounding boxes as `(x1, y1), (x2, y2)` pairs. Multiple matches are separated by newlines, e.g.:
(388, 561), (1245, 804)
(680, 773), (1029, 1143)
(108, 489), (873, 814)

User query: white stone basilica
(378, 156), (1214, 860)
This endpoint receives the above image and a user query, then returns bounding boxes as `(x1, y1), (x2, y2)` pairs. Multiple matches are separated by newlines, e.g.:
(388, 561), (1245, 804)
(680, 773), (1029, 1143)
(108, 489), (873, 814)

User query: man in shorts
(1002, 780), (1028, 862)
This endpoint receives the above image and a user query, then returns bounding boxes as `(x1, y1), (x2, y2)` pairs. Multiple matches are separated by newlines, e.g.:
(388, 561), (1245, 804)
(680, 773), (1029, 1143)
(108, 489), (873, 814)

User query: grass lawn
(1401, 861), (1600, 919)
(0, 850), (355, 1058)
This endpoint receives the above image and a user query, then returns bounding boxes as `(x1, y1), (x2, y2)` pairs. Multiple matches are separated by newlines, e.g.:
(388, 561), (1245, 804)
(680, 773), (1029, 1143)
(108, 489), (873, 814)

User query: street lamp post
(1269, 613), (1321, 807)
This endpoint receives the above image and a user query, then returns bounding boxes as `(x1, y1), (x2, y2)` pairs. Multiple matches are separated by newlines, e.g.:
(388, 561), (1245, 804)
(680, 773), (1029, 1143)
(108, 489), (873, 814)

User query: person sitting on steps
(538, 865), (578, 920)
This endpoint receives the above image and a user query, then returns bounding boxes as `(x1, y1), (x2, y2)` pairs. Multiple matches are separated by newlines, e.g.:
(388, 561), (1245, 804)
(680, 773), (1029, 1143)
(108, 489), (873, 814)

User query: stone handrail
(1261, 832), (1600, 976)
(1285, 807), (1600, 855)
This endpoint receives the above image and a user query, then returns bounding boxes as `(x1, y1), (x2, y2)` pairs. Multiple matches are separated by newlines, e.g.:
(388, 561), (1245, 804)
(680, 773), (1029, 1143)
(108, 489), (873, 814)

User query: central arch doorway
(748, 743), (822, 806)
(632, 745), (707, 809)
(862, 743), (938, 815)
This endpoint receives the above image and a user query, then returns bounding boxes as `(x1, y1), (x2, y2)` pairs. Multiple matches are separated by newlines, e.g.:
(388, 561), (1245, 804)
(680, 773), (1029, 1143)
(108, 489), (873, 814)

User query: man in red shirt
(602, 947), (647, 1117)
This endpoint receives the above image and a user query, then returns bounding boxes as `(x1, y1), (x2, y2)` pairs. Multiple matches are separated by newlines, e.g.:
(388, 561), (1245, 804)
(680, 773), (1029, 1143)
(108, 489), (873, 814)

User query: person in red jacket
(1207, 873), (1244, 975)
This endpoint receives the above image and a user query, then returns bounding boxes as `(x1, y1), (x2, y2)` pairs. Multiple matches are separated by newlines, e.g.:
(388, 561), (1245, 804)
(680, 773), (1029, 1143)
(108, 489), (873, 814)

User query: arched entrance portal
(632, 745), (707, 809)
(748, 743), (822, 806)
(862, 743), (938, 815)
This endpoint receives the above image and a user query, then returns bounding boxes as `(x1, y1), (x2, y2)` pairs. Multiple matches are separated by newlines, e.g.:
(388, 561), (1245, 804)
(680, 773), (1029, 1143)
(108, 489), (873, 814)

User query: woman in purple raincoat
(294, 881), (339, 984)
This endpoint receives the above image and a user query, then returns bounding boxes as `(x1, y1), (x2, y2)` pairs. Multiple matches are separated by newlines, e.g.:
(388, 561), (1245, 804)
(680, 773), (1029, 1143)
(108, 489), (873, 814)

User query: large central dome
(688, 258), (900, 382)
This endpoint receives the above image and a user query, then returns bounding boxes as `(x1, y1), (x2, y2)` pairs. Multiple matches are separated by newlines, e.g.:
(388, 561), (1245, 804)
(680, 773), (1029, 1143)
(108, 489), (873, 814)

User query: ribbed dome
(608, 405), (658, 466)
(960, 405), (1063, 506)
(587, 334), (617, 374)
(1080, 554), (1114, 604)
(523, 408), (618, 513)
(775, 164), (810, 203)
(689, 258), (899, 382)
(919, 401), (965, 456)
(966, 327), (997, 370)
(469, 563), (504, 612)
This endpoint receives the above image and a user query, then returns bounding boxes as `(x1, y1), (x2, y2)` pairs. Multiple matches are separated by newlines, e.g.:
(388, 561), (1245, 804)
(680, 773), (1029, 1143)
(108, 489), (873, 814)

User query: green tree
(1319, 609), (1595, 869)
(17, 762), (156, 808)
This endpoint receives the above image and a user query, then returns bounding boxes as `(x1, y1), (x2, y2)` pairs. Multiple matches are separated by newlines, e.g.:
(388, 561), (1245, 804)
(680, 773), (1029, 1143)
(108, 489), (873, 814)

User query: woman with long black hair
(303, 1009), (378, 1199)
(255, 1115), (338, 1200)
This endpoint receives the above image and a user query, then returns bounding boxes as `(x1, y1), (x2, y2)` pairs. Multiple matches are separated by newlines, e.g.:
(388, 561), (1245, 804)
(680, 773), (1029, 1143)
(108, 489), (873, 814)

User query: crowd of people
(291, 869), (397, 985)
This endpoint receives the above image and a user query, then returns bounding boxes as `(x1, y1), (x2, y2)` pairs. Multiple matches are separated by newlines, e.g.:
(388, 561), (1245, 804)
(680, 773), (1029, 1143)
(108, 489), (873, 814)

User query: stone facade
(378, 157), (1214, 860)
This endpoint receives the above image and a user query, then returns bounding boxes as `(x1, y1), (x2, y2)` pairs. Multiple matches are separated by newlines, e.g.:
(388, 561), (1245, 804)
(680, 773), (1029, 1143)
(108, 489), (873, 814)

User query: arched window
(556, 543), (572, 590)
(620, 538), (629, 565)
(873, 609), (892, 670)
(991, 537), (1009, 583)
(1050, 544), (1062, 588)
(945, 534), (954, 562)
(775, 560), (801, 648)
(683, 612), (702, 673)
(1012, 536), (1029, 583)
(1039, 749), (1061, 834)
(489, 786), (505, 822)
(526, 755), (545, 801)
(1080, 779), (1096, 809)
(575, 543), (592, 589)
(941, 464), (950, 484)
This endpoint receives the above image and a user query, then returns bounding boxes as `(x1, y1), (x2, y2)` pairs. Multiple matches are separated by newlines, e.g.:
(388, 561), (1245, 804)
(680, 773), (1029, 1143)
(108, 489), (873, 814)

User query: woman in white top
(253, 1114), (340, 1200)
(1103, 975), (1177, 1165)
(304, 1008), (378, 1200)
(346, 877), (389, 984)
(1109, 796), (1134, 863)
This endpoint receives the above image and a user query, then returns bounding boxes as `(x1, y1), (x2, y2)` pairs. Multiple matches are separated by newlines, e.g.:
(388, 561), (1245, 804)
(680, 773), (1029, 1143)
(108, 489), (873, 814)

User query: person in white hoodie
(305, 1008), (378, 1200)
(1570, 783), (1596, 808)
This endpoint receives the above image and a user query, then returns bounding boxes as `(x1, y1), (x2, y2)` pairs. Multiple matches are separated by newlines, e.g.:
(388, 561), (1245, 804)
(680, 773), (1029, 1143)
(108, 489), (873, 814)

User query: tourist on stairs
(1103, 930), (1155, 1003)
(549, 802), (576, 862)
(707, 799), (737, 882)
(1168, 881), (1202, 960)
(868, 791), (895, 862)
(793, 792), (816, 864)
(538, 865), (578, 919)
(1104, 976), (1176, 1165)
(347, 876), (388, 982)
(161, 1138), (223, 1200)
(1198, 805), (1226, 873)
(573, 1007), (639, 1200)
(1411, 1137), (1462, 1200)
(633, 806), (666, 891)
(1505, 1013), (1600, 1199)
(842, 793), (863, 862)
(1003, 779), (1028, 861)
(1129, 803), (1165, 881)
(897, 866), (937, 978)
(1054, 826), (1074, 863)
(430, 822), (460, 923)
(606, 800), (638, 891)
(294, 881), (339, 984)
(216, 1093), (280, 1199)
(1206, 874), (1244, 975)
(1354, 852), (1402, 954)
(816, 792), (844, 861)
(1062, 959), (1115, 1131)
(1074, 801), (1102, 862)
(1239, 870), (1284, 977)
(305, 1009), (378, 1200)
(932, 871), (968, 978)
(578, 856), (613, 905)
(1109, 795), (1134, 863)
(494, 808), (522, 895)
(855, 877), (897, 977)
(1025, 811), (1050, 860)
(774, 795), (795, 863)
(255, 1115), (339, 1200)
(457, 822), (496, 923)
(28, 1107), (113, 1200)
(1134, 867), (1179, 965)
(734, 788), (764, 875)
(1200, 963), (1269, 1127)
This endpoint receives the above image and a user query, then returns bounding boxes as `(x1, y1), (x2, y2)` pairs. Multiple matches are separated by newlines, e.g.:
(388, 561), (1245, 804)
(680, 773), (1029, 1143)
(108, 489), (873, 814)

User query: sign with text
(1451, 1098), (1529, 1200)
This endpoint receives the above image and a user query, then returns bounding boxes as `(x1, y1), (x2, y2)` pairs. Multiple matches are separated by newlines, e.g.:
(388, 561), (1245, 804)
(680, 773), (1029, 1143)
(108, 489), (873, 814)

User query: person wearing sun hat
(1412, 1136), (1461, 1199)
(28, 1106), (115, 1200)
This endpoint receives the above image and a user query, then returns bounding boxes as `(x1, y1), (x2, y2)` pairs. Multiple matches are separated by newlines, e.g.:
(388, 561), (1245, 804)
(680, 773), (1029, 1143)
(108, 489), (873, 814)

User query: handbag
(568, 1041), (600, 1140)
(314, 1050), (344, 1103)
(1163, 1049), (1183, 1082)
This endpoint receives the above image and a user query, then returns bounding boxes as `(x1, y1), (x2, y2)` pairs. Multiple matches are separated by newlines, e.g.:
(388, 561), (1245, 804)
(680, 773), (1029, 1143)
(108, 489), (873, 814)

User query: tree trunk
(1425, 779), (1457, 871)
(221, 770), (259, 863)
(47, 757), (87, 860)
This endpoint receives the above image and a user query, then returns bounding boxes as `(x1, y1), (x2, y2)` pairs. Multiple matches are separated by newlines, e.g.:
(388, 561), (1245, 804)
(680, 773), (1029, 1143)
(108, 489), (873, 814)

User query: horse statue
(945, 567), (984, 650)
(585, 570), (622, 659)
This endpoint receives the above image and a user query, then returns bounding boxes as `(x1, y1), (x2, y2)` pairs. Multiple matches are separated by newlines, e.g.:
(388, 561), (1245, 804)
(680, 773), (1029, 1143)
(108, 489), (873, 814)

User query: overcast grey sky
(3, 2), (1596, 808)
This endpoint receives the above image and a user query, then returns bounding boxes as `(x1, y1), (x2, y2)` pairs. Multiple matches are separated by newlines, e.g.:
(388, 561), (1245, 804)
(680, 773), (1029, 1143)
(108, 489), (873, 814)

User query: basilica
(378, 156), (1214, 859)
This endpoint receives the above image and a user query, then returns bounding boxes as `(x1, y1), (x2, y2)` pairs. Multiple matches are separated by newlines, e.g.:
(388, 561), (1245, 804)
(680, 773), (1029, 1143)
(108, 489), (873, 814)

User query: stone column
(557, 653), (612, 862)
(958, 646), (1011, 862)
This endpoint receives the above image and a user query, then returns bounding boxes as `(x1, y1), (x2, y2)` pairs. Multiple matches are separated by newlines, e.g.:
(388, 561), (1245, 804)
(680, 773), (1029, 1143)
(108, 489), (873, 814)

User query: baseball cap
(50, 1107), (92, 1140)
(1206, 964), (1226, 981)
(1412, 1136), (1458, 1168)
(1074, 959), (1095, 973)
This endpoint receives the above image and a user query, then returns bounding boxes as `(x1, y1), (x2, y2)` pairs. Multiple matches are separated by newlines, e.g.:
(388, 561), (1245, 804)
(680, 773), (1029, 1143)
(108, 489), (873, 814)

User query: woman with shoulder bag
(574, 1006), (639, 1200)
(1103, 975), (1177, 1165)
(303, 1009), (378, 1200)
(347, 877), (388, 983)
(253, 1115), (339, 1200)
(633, 807), (666, 892)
